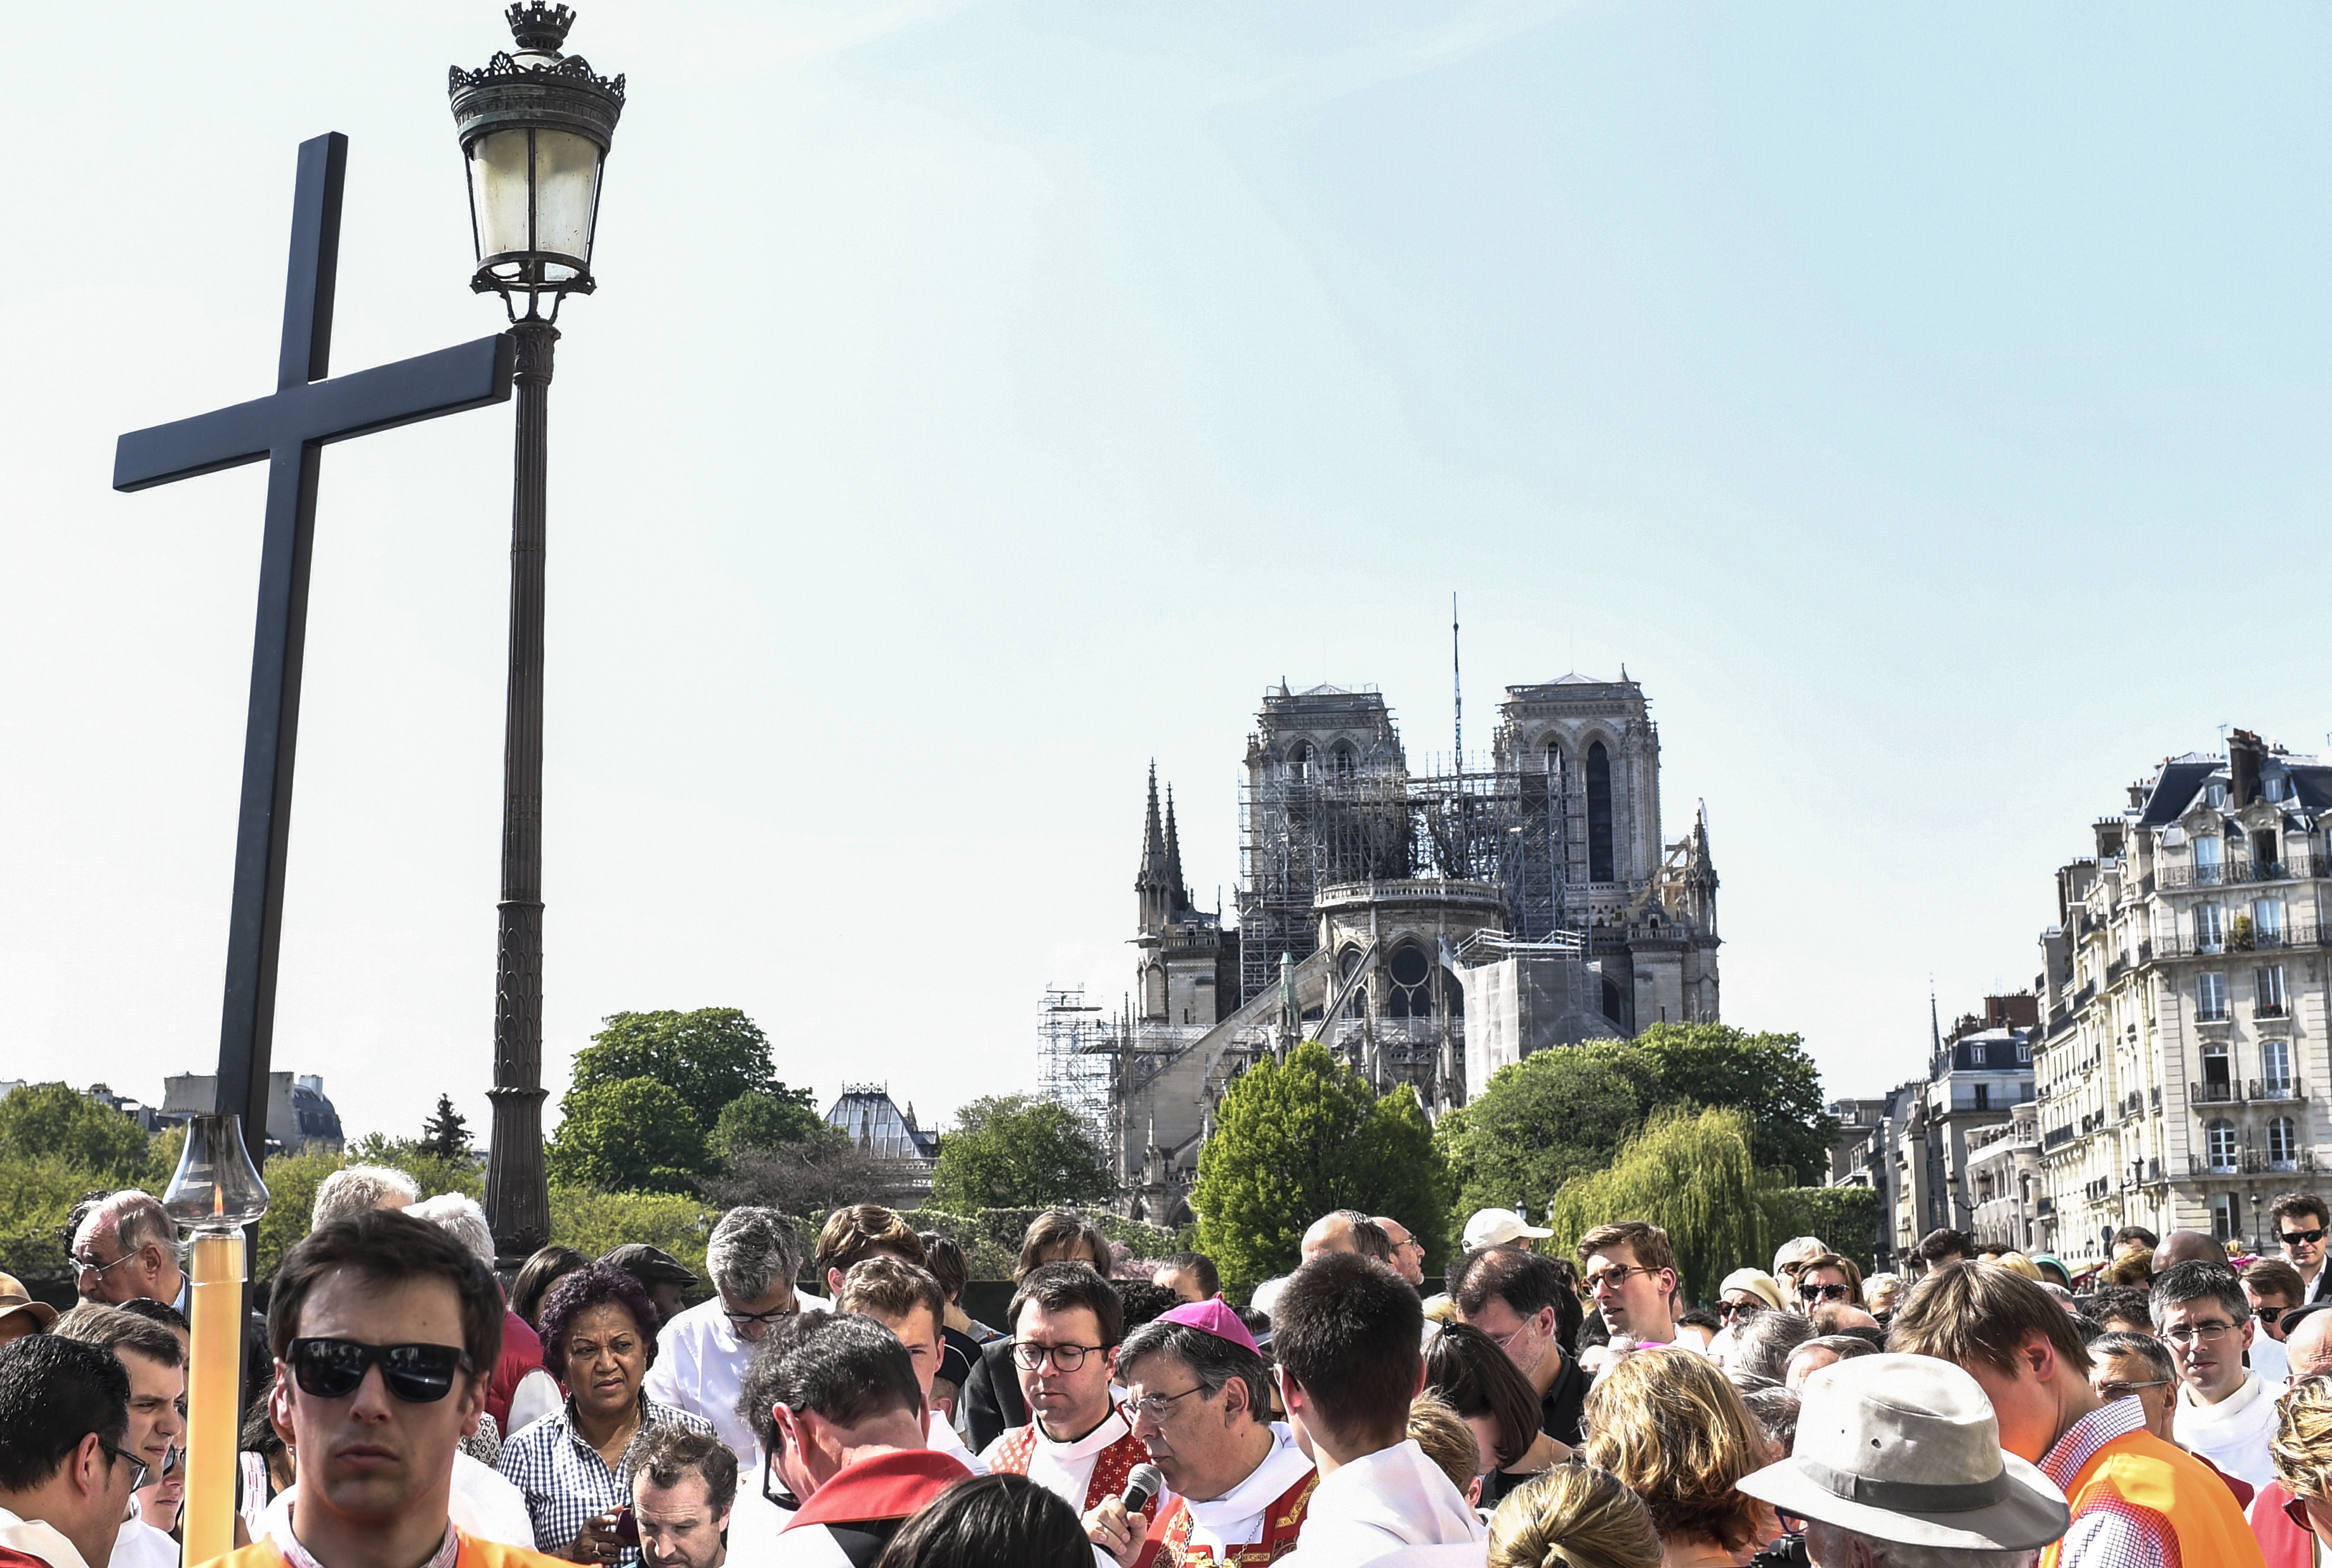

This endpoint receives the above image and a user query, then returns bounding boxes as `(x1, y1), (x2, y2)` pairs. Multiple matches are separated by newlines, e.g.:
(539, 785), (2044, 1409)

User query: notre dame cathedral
(1047, 670), (1720, 1225)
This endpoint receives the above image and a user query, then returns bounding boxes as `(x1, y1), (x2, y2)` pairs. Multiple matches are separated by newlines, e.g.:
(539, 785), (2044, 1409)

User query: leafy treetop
(571, 1009), (778, 1115)
(1193, 1042), (1449, 1293)
(929, 1095), (1115, 1212)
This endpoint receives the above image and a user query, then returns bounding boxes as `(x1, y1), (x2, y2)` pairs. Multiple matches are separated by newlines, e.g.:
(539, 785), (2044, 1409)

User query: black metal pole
(484, 315), (556, 1265)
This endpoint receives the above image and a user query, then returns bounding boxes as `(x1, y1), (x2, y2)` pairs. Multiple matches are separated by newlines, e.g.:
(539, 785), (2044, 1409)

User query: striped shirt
(496, 1393), (714, 1562)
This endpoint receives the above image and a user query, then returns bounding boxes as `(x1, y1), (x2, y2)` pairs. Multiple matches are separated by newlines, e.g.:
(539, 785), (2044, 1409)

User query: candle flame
(213, 1184), (223, 1218)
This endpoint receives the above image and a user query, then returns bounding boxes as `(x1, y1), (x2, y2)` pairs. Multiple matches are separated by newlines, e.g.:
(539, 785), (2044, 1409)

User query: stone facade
(2033, 731), (2332, 1265)
(1967, 1101), (2043, 1254)
(1085, 671), (1720, 1224)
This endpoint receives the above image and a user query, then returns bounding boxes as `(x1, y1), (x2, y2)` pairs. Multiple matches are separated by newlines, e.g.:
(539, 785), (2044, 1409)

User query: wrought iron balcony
(2251, 1078), (2304, 1102)
(2192, 1080), (2240, 1104)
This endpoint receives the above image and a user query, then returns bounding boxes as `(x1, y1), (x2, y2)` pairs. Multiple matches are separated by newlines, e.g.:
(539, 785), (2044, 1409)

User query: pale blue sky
(3, 3), (2327, 1142)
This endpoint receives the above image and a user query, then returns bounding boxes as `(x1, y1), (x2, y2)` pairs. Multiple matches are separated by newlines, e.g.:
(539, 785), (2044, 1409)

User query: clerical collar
(1035, 1406), (1129, 1451)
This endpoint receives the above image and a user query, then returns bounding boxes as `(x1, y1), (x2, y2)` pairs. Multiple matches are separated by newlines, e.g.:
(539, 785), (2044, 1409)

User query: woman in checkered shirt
(497, 1265), (713, 1563)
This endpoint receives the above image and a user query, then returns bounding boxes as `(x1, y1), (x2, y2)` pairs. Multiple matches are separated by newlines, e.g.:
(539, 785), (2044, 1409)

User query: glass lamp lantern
(450, 3), (625, 313)
(162, 1114), (270, 1568)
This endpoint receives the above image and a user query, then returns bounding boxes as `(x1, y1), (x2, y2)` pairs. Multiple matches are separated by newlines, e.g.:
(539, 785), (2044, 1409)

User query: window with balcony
(2196, 904), (2224, 952)
(2265, 1039), (2293, 1099)
(2260, 965), (2288, 1018)
(2256, 900), (2285, 944)
(2196, 834), (2224, 883)
(2208, 1120), (2239, 1173)
(2271, 1116), (2299, 1170)
(2201, 1042), (2232, 1102)
(2199, 972), (2229, 1022)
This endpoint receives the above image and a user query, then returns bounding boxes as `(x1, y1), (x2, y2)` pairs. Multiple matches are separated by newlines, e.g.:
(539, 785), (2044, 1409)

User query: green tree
(0, 1153), (100, 1285)
(1547, 1105), (1774, 1307)
(1582, 1024), (1837, 1186)
(256, 1146), (350, 1281)
(572, 1009), (778, 1114)
(1193, 1042), (1449, 1293)
(928, 1095), (1115, 1211)
(1764, 1184), (1884, 1271)
(0, 1084), (152, 1184)
(710, 1087), (828, 1163)
(1434, 1049), (1642, 1224)
(548, 1186), (712, 1281)
(547, 1078), (708, 1194)
(419, 1095), (473, 1160)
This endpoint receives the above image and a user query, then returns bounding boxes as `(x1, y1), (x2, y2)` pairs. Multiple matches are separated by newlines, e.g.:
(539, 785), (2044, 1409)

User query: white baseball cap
(1462, 1208), (1554, 1252)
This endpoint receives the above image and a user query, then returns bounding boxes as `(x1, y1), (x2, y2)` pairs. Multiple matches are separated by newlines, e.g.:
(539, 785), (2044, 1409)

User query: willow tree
(1547, 1104), (1774, 1306)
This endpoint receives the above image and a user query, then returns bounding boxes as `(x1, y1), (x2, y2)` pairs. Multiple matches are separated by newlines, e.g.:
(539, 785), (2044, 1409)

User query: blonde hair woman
(1993, 1250), (2044, 1281)
(1488, 1461), (1661, 1568)
(1582, 1349), (1777, 1567)
(2262, 1371), (2332, 1560)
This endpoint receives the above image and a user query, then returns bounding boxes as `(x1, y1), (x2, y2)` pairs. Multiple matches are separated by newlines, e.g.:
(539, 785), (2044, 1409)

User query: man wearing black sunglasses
(2272, 1192), (2332, 1303)
(0, 1336), (140, 1568)
(206, 1211), (554, 1568)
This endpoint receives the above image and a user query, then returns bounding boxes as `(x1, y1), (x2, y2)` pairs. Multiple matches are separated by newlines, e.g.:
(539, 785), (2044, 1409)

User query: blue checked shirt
(497, 1392), (714, 1561)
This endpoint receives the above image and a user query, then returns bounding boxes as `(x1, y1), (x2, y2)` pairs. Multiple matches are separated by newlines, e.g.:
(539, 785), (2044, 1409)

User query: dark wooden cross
(114, 132), (513, 1147)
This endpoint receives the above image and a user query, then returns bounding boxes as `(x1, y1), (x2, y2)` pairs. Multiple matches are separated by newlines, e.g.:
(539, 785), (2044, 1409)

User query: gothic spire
(1138, 762), (1167, 882)
(1163, 785), (1187, 913)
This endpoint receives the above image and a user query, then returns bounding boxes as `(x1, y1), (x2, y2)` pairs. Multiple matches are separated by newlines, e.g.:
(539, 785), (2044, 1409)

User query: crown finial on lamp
(507, 2), (576, 55)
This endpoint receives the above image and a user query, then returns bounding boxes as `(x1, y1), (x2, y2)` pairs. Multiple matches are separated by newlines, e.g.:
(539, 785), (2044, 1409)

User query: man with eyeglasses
(0, 1336), (140, 1568)
(206, 1209), (563, 1568)
(1791, 1253), (1864, 1316)
(47, 1309), (183, 1568)
(1084, 1299), (1314, 1567)
(2242, 1257), (2303, 1386)
(2085, 1331), (2178, 1444)
(646, 1210), (815, 1475)
(2156, 1260), (2279, 1488)
(1449, 1250), (1587, 1447)
(979, 1264), (1153, 1529)
(2272, 1192), (2332, 1304)
(1576, 1221), (1692, 1355)
(67, 1197), (183, 1314)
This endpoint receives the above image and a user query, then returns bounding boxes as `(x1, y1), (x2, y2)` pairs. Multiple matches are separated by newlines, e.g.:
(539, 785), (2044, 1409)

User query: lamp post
(451, 1), (624, 1266)
(162, 1116), (270, 1567)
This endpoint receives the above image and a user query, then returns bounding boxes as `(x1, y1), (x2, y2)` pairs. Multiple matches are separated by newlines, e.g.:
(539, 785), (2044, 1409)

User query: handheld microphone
(1122, 1463), (1165, 1517)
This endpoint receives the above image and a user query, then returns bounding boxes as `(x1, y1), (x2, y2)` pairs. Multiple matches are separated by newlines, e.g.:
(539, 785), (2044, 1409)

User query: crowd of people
(18, 1177), (2332, 1567)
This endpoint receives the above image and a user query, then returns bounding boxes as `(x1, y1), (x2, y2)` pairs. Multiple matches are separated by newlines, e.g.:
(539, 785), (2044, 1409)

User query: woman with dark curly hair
(497, 1263), (714, 1563)
(1582, 1348), (1779, 1567)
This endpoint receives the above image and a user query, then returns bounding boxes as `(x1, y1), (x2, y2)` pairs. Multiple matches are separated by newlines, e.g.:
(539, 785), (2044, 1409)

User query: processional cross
(114, 133), (513, 1142)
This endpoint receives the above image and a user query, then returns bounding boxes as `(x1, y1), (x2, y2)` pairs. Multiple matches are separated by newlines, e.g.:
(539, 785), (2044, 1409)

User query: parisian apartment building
(2032, 730), (2332, 1264)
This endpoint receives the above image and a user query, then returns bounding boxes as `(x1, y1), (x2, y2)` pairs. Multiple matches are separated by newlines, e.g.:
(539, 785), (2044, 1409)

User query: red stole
(1141, 1470), (1318, 1566)
(988, 1421), (1158, 1515)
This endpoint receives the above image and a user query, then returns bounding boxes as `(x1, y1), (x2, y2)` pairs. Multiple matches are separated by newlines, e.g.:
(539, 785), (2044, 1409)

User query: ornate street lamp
(451, 2), (624, 1266)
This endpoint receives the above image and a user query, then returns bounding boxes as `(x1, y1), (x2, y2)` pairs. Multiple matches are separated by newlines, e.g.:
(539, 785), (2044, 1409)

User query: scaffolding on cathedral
(1236, 750), (1571, 1005)
(1036, 986), (1201, 1186)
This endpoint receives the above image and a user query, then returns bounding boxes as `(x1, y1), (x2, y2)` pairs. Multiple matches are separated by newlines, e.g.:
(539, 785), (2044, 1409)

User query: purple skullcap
(1156, 1294), (1261, 1357)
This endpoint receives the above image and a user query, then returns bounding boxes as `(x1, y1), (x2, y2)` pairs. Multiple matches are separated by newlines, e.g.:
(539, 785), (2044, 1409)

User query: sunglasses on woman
(287, 1338), (472, 1402)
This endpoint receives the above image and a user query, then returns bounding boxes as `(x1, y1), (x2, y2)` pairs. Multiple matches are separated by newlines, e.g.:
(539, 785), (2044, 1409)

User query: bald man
(2153, 1231), (2228, 1275)
(1373, 1218), (1427, 1286)
(1299, 1210), (1393, 1266)
(2286, 1304), (2332, 1380)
